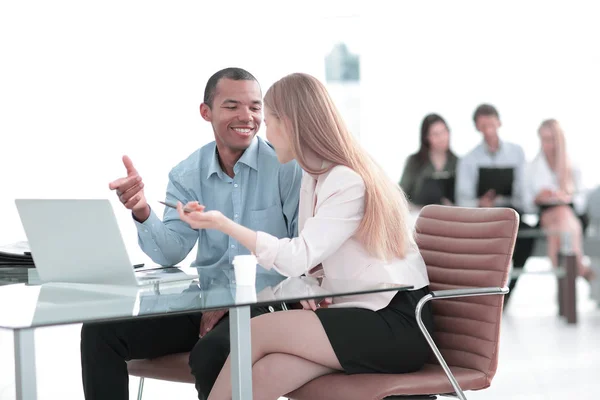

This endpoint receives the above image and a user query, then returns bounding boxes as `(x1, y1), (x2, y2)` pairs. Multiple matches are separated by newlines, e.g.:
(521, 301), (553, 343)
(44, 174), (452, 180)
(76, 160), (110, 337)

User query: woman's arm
(175, 202), (258, 253)
(177, 167), (366, 278)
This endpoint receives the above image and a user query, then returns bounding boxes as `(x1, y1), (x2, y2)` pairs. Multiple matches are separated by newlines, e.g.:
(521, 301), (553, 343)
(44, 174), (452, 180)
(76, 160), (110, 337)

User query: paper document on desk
(135, 266), (198, 284)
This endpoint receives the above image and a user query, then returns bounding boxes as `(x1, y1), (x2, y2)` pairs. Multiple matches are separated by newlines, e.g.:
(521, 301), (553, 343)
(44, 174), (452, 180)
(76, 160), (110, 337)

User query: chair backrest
(414, 205), (518, 383)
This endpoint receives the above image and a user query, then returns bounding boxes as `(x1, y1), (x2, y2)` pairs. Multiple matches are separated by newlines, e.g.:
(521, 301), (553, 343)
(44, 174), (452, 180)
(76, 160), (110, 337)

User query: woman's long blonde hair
(264, 73), (411, 260)
(539, 119), (574, 193)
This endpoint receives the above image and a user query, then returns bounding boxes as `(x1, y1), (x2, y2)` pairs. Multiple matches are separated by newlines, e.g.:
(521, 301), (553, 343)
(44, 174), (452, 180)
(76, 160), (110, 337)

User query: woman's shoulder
(319, 165), (366, 193)
(326, 164), (364, 183)
(405, 153), (422, 167)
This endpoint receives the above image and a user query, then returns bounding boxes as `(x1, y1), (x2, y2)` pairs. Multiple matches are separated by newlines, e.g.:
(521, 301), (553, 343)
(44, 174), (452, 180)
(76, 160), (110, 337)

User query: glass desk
(0, 267), (413, 400)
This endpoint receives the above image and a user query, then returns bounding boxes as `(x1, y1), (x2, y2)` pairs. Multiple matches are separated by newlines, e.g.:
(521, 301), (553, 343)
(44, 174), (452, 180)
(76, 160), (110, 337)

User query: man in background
(455, 103), (534, 304)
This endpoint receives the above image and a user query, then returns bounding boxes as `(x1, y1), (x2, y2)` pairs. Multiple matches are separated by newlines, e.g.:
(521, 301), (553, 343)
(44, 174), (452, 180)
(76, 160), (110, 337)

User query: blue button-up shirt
(134, 137), (302, 278)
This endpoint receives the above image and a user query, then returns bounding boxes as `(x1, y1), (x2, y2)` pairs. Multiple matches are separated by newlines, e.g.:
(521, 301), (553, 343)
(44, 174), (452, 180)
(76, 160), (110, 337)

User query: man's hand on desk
(199, 309), (228, 337)
(108, 155), (150, 222)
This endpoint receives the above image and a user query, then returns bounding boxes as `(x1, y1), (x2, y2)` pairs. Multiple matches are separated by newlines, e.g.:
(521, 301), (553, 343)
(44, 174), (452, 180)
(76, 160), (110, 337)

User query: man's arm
(455, 155), (479, 207)
(511, 146), (527, 212)
(521, 158), (540, 214)
(279, 161), (302, 238)
(134, 169), (199, 266)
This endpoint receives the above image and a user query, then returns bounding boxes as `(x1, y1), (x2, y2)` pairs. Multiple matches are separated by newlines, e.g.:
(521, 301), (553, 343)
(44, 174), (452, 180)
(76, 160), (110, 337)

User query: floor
(1, 257), (599, 400)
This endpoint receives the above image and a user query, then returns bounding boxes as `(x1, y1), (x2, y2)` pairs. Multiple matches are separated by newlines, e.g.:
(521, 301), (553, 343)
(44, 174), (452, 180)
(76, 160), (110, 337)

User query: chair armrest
(429, 286), (509, 300)
(413, 286), (508, 400)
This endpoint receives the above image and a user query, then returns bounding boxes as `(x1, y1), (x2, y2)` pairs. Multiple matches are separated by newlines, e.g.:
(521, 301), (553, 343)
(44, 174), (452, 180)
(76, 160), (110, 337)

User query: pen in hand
(158, 200), (195, 213)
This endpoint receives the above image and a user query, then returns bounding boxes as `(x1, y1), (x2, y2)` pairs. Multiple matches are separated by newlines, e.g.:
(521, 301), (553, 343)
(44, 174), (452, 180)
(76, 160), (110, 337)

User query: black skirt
(315, 287), (434, 374)
(538, 204), (589, 231)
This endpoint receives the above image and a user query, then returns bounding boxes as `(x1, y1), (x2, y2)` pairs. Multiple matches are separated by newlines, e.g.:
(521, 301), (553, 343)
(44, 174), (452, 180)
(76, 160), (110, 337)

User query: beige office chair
(287, 205), (518, 400)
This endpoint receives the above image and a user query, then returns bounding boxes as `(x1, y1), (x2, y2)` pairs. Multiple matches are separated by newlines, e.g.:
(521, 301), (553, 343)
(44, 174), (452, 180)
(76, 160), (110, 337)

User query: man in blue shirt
(456, 103), (534, 305)
(80, 67), (302, 400)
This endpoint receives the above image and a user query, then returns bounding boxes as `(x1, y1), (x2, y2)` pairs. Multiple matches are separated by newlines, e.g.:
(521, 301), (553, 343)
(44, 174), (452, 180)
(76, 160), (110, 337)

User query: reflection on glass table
(0, 266), (412, 400)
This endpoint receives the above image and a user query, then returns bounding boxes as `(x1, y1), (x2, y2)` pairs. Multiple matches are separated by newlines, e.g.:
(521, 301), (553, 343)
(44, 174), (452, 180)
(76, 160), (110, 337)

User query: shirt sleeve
(279, 161), (302, 238)
(255, 169), (365, 277)
(134, 168), (199, 266)
(522, 159), (539, 214)
(455, 154), (479, 207)
(511, 145), (527, 211)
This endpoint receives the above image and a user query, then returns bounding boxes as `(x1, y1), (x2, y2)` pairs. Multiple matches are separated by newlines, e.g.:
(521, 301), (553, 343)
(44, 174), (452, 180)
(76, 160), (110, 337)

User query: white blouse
(524, 153), (586, 215)
(255, 164), (430, 311)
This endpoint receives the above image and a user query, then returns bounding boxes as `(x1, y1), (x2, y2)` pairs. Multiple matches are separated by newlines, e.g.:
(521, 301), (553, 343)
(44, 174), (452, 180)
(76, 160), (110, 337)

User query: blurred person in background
(525, 119), (594, 281)
(399, 113), (458, 209)
(455, 104), (535, 303)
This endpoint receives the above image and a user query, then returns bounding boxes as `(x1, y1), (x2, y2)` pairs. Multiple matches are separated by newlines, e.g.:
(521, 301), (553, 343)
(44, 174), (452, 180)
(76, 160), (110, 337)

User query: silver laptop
(15, 199), (195, 286)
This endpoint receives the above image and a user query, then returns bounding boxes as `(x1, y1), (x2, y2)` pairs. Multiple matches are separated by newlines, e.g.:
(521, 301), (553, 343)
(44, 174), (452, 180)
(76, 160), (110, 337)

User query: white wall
(361, 0), (600, 186)
(0, 1), (359, 261)
(2, 0), (599, 255)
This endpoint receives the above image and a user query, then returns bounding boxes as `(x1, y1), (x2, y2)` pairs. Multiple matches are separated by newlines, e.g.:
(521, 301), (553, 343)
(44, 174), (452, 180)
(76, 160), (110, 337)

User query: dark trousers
(81, 307), (273, 400)
(505, 217), (535, 304)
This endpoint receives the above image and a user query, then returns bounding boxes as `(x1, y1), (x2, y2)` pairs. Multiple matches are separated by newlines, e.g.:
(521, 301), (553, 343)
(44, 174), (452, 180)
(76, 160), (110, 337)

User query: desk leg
(230, 306), (252, 400)
(560, 231), (578, 324)
(14, 328), (37, 400)
(563, 253), (578, 324)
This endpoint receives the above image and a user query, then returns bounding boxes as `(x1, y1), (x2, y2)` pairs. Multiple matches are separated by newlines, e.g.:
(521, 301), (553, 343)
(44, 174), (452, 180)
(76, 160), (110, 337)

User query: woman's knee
(251, 355), (278, 383)
(555, 205), (577, 221)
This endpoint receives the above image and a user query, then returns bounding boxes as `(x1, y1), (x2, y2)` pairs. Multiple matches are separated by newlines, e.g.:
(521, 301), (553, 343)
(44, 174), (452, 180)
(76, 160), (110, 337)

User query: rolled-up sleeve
(135, 169), (199, 266)
(511, 146), (527, 211)
(255, 170), (365, 277)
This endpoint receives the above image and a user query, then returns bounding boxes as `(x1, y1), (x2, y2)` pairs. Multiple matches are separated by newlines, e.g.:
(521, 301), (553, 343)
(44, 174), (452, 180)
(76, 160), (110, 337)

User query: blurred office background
(1, 0), (599, 398)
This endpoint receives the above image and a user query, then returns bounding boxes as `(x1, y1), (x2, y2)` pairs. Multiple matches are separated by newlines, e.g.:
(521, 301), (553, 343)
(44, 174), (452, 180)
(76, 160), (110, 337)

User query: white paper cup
(232, 255), (257, 286)
(235, 285), (257, 303)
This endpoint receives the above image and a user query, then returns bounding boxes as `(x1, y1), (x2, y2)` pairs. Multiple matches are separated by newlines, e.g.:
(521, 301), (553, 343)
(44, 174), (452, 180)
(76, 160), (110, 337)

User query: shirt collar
(206, 137), (259, 179)
(236, 136), (259, 171)
(482, 138), (504, 156)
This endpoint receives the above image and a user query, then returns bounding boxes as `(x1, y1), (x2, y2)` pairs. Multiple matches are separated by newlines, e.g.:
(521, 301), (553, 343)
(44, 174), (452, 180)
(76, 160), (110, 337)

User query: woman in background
(399, 113), (458, 208)
(525, 119), (594, 281)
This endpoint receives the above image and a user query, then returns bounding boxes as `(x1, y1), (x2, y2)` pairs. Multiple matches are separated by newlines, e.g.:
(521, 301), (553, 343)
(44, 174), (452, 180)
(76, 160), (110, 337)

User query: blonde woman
(525, 119), (594, 281)
(176, 73), (432, 400)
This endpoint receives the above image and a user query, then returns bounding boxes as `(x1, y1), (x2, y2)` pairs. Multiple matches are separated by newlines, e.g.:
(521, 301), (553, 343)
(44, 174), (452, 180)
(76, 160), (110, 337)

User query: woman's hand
(177, 201), (259, 254)
(177, 201), (226, 230)
(554, 190), (572, 204)
(440, 197), (454, 206)
(299, 297), (333, 310)
(535, 189), (555, 204)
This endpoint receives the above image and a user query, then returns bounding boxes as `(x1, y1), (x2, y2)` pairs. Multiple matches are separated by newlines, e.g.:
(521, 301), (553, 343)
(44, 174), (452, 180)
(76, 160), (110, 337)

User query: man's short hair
(473, 104), (500, 124)
(203, 67), (259, 108)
